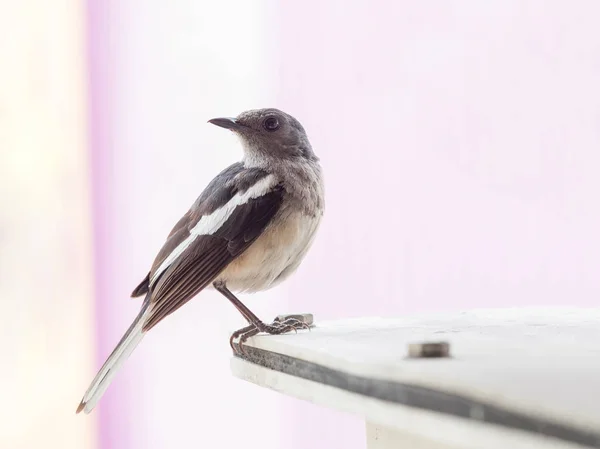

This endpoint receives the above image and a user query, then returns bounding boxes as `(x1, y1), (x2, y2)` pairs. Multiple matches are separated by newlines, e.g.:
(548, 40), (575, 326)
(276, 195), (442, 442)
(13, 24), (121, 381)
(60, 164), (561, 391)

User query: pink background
(3, 1), (599, 449)
(277, 3), (600, 447)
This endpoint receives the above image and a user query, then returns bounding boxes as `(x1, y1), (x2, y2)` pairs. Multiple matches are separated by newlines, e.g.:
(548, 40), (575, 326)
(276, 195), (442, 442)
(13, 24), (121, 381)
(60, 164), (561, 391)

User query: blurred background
(1, 1), (600, 448)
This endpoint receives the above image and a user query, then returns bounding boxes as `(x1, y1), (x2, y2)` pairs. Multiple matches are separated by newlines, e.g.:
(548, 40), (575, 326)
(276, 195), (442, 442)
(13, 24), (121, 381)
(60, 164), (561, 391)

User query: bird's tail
(76, 298), (151, 414)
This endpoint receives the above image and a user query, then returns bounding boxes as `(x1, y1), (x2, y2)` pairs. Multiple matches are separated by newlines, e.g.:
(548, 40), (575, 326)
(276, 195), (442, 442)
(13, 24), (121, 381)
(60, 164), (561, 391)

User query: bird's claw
(263, 316), (311, 334)
(230, 315), (311, 357)
(229, 324), (255, 354)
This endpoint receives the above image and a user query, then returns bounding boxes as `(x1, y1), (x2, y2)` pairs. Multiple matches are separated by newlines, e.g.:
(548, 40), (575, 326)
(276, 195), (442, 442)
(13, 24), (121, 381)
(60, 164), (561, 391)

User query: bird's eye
(263, 116), (280, 131)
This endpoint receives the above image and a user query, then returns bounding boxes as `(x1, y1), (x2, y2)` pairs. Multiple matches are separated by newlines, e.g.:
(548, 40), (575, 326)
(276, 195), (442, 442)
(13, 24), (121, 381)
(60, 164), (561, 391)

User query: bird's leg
(214, 282), (310, 355)
(214, 281), (310, 333)
(213, 281), (264, 327)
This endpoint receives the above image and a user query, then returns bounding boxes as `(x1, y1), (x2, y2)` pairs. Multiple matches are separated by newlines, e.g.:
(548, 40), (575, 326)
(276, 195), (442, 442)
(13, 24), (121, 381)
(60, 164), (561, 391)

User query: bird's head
(208, 108), (316, 165)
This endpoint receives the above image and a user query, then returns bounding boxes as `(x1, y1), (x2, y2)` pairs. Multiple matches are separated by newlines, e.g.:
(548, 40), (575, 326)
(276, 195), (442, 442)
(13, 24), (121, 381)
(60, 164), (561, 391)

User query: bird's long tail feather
(76, 298), (151, 414)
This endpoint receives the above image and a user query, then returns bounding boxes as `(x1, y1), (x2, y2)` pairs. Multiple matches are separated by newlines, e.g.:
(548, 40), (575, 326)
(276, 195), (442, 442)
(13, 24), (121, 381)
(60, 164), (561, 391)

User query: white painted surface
(231, 307), (600, 445)
(366, 423), (458, 449)
(232, 357), (587, 449)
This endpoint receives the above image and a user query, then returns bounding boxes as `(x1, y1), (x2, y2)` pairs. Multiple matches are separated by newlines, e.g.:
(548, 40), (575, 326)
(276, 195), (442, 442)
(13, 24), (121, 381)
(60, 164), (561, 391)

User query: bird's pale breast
(215, 208), (321, 293)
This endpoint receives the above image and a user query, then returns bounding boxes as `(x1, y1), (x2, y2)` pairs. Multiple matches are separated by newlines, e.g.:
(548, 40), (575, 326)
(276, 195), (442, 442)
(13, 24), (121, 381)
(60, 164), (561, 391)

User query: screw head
(408, 341), (450, 358)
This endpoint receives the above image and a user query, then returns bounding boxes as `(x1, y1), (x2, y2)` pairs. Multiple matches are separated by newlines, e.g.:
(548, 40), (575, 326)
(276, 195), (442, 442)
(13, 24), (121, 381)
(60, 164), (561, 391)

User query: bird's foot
(231, 314), (313, 357)
(229, 324), (258, 354)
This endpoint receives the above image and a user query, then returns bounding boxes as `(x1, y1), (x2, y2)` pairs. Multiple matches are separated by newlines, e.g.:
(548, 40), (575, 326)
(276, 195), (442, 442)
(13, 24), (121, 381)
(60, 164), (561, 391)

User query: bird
(75, 108), (324, 414)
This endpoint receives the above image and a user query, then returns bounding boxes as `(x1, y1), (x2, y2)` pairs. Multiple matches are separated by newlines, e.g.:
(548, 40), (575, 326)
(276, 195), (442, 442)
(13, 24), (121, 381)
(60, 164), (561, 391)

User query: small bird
(76, 108), (324, 414)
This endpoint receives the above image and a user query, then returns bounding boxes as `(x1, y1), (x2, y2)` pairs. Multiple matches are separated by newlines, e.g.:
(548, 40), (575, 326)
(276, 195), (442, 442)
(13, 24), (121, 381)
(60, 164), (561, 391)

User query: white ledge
(230, 307), (600, 449)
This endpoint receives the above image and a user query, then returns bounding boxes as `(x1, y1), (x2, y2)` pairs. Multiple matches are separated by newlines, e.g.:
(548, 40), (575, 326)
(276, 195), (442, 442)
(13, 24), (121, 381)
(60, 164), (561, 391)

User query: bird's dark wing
(130, 163), (247, 298)
(130, 212), (195, 297)
(131, 275), (150, 297)
(130, 163), (284, 332)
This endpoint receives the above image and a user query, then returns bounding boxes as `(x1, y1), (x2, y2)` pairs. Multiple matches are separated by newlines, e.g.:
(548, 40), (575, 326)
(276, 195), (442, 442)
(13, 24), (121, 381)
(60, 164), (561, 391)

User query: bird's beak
(208, 117), (242, 130)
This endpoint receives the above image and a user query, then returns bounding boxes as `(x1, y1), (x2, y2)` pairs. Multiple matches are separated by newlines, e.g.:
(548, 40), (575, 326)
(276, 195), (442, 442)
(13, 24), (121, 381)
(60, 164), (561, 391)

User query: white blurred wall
(0, 1), (95, 449)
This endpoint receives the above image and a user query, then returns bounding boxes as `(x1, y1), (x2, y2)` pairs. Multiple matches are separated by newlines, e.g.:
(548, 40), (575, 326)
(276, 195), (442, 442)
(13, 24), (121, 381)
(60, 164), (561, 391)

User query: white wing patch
(150, 174), (277, 285)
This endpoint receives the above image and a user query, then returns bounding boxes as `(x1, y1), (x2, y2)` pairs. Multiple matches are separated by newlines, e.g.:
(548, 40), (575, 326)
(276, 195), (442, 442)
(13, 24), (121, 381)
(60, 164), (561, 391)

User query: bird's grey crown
(237, 108), (307, 135)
